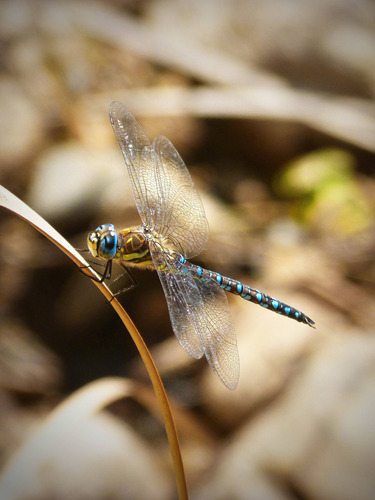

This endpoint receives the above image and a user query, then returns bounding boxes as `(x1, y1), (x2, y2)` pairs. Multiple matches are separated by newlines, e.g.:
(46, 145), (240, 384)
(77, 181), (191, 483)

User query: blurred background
(0, 0), (375, 499)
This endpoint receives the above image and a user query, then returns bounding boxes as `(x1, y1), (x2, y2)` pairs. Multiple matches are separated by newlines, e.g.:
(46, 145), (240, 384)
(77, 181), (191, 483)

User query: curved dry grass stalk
(0, 186), (189, 500)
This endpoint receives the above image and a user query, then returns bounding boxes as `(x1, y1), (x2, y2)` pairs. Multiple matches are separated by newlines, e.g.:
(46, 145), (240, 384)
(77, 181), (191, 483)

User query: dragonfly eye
(87, 224), (117, 259)
(99, 231), (118, 259)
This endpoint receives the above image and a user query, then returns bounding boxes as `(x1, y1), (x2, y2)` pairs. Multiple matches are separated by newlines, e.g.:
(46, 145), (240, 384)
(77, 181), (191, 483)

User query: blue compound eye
(100, 232), (117, 259)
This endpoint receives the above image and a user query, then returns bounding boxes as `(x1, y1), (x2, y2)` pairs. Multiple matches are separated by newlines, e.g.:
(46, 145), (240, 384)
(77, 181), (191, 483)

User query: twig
(0, 186), (189, 500)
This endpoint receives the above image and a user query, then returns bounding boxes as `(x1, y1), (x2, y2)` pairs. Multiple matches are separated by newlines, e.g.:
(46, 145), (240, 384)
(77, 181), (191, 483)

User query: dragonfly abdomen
(177, 254), (315, 328)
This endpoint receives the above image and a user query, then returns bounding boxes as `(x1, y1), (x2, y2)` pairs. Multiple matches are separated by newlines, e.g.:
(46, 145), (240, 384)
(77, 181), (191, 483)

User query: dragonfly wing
(150, 245), (204, 359)
(152, 136), (209, 258)
(109, 102), (209, 259)
(151, 245), (239, 390)
(109, 101), (156, 228)
(195, 278), (240, 390)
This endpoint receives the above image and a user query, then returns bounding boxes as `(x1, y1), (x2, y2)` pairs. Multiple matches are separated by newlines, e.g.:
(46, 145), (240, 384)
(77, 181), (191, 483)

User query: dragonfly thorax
(117, 226), (153, 268)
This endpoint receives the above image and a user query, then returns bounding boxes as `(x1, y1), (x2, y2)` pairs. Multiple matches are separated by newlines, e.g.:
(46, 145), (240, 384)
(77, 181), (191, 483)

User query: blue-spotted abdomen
(176, 254), (315, 328)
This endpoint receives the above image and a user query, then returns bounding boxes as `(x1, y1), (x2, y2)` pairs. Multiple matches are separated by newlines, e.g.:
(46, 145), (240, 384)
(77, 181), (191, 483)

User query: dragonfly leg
(75, 259), (113, 283)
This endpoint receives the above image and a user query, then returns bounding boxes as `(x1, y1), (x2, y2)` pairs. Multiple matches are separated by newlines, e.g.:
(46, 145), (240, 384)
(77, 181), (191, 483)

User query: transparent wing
(152, 136), (209, 258)
(109, 101), (154, 227)
(151, 245), (240, 390)
(198, 280), (240, 390)
(109, 102), (209, 258)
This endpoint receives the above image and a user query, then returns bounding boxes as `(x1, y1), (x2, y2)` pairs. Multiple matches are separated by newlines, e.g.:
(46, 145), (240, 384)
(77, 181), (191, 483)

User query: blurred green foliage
(275, 149), (373, 236)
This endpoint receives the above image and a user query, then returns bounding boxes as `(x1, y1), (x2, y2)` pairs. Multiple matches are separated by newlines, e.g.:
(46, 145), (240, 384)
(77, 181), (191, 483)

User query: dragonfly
(87, 102), (315, 390)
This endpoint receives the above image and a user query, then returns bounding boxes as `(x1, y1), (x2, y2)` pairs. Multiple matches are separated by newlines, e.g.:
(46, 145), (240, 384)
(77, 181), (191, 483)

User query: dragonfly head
(87, 224), (118, 260)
